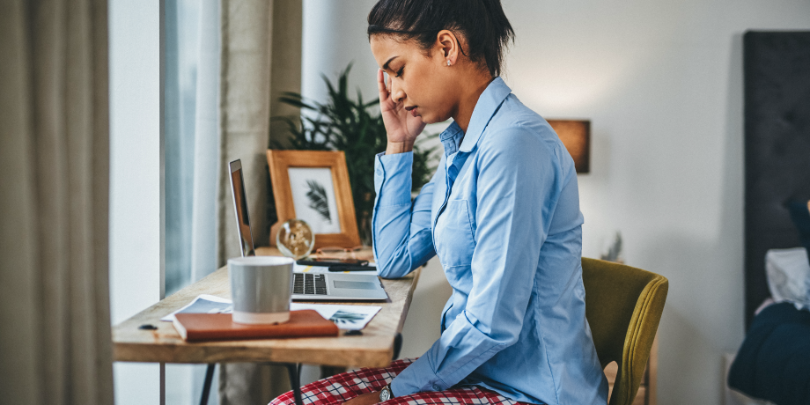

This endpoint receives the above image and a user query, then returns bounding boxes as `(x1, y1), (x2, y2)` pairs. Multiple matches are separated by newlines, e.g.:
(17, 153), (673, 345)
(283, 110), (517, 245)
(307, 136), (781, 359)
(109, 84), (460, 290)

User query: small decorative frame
(547, 119), (590, 174)
(267, 150), (360, 249)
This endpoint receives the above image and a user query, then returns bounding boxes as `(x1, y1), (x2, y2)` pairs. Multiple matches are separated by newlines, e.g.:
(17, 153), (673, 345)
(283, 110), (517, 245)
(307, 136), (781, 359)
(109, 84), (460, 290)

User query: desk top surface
(112, 247), (420, 367)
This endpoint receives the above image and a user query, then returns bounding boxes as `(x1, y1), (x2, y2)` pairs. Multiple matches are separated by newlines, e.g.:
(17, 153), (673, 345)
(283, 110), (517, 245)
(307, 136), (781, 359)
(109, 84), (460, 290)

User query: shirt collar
(439, 122), (464, 156)
(459, 77), (512, 152)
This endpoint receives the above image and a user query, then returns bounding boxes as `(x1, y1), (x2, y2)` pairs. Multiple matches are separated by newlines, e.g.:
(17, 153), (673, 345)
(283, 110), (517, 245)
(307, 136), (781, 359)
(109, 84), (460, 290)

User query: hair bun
(367, 0), (514, 77)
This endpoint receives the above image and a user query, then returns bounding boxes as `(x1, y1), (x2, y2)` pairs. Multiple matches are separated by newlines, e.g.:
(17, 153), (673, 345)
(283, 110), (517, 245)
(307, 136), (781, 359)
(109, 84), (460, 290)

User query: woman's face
(370, 35), (458, 124)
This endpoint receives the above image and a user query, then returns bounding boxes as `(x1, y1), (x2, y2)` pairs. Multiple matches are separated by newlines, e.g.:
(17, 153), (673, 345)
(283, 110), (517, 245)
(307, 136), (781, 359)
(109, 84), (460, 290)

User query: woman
(271, 1), (607, 404)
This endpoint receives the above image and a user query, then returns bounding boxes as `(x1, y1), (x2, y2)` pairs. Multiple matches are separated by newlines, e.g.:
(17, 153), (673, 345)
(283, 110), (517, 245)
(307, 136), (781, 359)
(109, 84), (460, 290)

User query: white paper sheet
(161, 294), (381, 330)
(160, 294), (232, 322)
(290, 303), (381, 331)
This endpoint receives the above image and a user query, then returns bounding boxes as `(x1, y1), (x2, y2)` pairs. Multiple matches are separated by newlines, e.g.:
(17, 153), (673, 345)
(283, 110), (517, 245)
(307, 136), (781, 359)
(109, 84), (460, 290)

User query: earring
(446, 60), (451, 66)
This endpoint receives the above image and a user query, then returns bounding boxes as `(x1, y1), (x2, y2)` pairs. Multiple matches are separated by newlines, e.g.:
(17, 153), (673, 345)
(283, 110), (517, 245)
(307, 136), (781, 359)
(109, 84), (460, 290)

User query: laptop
(228, 159), (388, 301)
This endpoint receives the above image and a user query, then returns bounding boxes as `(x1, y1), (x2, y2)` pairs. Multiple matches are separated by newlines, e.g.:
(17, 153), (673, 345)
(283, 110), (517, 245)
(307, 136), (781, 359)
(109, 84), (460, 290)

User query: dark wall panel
(743, 31), (810, 328)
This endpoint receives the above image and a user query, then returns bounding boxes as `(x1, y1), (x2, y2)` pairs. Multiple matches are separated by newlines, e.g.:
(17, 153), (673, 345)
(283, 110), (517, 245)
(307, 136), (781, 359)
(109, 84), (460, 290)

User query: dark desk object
(329, 265), (376, 272)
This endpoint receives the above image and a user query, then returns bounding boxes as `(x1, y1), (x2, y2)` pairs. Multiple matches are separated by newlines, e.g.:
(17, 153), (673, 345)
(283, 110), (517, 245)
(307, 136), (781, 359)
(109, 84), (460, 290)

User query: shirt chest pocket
(435, 199), (476, 268)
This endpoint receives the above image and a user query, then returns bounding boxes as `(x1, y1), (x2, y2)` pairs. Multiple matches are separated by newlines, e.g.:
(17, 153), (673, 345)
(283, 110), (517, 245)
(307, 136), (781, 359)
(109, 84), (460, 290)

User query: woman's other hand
(343, 390), (381, 405)
(378, 69), (425, 154)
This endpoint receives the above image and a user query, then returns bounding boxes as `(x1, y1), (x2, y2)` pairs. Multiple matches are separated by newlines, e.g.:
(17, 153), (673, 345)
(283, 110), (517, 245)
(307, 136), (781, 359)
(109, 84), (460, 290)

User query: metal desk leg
(200, 363), (216, 405)
(393, 333), (403, 360)
(199, 363), (301, 405)
(286, 363), (303, 405)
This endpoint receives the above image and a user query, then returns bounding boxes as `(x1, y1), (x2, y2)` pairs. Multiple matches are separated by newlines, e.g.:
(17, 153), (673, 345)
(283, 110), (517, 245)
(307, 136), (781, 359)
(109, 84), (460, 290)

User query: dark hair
(367, 0), (514, 77)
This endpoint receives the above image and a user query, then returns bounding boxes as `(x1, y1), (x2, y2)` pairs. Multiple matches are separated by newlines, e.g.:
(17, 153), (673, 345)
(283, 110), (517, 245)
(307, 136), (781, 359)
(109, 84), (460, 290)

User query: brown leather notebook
(173, 310), (339, 342)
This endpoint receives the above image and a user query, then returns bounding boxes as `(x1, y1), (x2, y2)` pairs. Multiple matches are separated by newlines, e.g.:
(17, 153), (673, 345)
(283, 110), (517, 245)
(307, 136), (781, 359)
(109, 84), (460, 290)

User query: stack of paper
(161, 295), (381, 331)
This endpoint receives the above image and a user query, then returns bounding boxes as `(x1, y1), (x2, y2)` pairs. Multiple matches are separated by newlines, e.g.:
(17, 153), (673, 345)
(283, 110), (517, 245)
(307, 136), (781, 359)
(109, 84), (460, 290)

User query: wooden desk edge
(113, 343), (395, 368)
(112, 250), (421, 368)
(395, 266), (421, 334)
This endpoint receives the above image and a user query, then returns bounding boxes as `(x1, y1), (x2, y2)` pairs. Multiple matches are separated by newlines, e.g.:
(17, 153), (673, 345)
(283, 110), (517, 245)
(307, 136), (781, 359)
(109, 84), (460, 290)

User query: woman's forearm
(372, 152), (437, 277)
(385, 140), (414, 155)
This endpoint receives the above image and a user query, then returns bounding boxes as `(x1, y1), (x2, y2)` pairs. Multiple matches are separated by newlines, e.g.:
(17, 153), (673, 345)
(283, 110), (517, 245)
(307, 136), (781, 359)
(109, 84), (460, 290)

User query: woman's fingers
(377, 69), (388, 100)
(376, 68), (421, 141)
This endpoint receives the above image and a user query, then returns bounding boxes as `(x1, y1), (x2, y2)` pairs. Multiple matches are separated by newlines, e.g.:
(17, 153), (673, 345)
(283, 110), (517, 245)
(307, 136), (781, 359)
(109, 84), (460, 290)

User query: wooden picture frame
(267, 150), (360, 249)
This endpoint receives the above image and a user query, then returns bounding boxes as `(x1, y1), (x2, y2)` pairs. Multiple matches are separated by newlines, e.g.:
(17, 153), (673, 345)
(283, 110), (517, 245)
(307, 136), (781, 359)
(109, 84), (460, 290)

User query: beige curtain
(0, 0), (113, 404)
(217, 0), (302, 403)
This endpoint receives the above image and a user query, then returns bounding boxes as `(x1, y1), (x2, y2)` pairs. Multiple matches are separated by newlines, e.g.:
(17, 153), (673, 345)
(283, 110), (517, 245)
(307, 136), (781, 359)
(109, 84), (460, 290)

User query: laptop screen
(229, 160), (255, 257)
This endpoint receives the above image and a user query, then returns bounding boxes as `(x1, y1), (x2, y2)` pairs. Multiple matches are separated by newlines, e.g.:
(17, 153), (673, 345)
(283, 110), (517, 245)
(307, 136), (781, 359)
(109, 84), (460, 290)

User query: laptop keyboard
(292, 273), (327, 295)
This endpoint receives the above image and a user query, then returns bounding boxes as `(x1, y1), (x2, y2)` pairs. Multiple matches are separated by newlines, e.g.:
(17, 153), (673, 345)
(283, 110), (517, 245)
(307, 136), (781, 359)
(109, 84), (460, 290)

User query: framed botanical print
(266, 150), (360, 249)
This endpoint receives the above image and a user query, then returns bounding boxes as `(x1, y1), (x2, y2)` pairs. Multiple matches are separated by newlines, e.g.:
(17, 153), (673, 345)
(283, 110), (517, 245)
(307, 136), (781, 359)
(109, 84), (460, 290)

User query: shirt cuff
(374, 151), (413, 207)
(391, 356), (447, 396)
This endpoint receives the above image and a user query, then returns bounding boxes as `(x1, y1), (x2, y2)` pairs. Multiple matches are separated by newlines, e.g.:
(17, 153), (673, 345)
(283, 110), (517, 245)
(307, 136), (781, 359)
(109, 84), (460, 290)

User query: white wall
(302, 1), (810, 404)
(109, 0), (162, 403)
(302, 0), (379, 105)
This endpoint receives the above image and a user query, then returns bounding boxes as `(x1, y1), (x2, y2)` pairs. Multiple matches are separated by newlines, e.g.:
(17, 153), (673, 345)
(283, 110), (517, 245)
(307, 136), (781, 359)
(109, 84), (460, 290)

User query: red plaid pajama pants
(269, 358), (535, 405)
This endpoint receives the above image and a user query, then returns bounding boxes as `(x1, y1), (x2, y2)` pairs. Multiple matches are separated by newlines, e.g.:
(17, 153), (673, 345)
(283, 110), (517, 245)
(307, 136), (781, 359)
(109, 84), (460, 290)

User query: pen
(328, 265), (377, 272)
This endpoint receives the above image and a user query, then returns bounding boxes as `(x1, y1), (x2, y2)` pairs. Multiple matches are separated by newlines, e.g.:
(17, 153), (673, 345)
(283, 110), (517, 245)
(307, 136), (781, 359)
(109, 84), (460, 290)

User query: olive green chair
(581, 258), (669, 405)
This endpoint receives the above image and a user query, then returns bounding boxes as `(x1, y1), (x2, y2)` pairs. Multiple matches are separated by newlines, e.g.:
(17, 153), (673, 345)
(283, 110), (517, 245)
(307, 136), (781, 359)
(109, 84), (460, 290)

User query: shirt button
(432, 383), (441, 390)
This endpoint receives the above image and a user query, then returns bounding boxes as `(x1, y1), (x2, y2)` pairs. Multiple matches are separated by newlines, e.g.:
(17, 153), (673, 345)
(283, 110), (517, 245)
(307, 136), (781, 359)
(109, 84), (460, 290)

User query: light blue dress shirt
(372, 77), (608, 405)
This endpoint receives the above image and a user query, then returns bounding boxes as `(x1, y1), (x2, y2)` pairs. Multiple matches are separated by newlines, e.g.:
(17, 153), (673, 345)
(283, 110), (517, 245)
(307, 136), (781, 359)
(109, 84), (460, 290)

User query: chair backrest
(581, 258), (668, 405)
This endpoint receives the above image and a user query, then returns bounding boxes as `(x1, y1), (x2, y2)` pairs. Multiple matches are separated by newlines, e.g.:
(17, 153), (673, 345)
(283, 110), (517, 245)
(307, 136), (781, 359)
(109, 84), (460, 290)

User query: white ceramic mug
(228, 256), (294, 324)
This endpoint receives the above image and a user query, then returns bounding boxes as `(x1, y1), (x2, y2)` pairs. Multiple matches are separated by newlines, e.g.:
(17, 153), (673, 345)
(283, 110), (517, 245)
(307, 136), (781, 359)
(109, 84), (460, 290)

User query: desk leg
(200, 364), (216, 405)
(393, 333), (403, 360)
(199, 363), (300, 405)
(285, 363), (303, 405)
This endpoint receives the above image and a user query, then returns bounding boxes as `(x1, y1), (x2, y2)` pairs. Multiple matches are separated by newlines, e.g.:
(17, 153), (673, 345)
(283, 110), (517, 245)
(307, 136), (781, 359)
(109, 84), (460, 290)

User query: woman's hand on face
(343, 390), (380, 405)
(378, 69), (425, 154)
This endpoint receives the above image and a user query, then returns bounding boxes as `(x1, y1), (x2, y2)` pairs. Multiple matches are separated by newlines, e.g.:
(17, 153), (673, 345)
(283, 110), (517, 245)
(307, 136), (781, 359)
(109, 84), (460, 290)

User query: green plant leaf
(305, 180), (331, 222)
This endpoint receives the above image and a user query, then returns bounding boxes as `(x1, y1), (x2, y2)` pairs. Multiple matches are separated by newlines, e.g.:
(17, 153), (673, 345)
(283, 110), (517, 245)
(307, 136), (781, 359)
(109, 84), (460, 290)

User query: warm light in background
(548, 119), (591, 174)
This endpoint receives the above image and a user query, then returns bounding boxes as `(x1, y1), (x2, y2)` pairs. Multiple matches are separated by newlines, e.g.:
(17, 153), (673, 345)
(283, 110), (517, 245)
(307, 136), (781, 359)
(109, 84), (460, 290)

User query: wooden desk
(113, 247), (421, 368)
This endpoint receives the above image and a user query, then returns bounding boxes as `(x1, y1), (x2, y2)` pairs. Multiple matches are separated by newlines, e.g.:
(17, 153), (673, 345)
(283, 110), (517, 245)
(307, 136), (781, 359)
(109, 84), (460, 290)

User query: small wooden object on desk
(604, 334), (658, 405)
(267, 150), (360, 249)
(112, 247), (420, 368)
